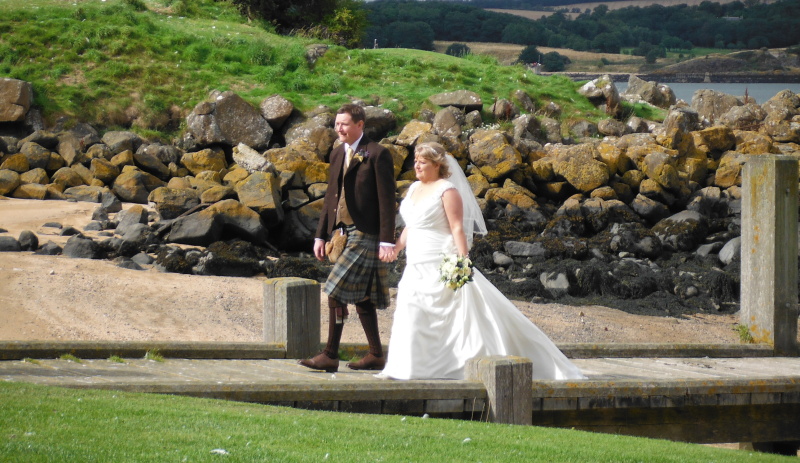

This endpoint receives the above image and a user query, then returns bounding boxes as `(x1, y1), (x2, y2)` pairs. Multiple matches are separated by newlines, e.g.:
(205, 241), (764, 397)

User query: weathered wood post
(741, 155), (799, 355)
(263, 277), (320, 359)
(465, 356), (532, 425)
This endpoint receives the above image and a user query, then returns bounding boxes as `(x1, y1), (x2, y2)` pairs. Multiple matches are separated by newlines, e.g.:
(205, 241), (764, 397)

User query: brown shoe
(298, 352), (339, 373)
(347, 353), (386, 371)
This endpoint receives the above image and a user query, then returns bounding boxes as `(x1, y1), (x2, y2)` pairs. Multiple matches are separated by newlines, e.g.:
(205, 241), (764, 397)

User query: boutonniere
(353, 148), (368, 164)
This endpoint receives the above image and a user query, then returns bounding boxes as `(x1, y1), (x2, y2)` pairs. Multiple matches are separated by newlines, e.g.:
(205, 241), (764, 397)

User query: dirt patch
(0, 197), (746, 345)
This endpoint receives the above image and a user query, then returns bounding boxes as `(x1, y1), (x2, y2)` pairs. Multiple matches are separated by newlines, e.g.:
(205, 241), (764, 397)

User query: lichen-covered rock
(112, 167), (166, 204)
(235, 171), (284, 224)
(0, 169), (21, 196)
(185, 91), (273, 150)
(181, 147), (227, 176)
(468, 129), (523, 182)
(0, 78), (32, 122)
(168, 199), (268, 246)
(90, 158), (120, 185)
(148, 187), (201, 220)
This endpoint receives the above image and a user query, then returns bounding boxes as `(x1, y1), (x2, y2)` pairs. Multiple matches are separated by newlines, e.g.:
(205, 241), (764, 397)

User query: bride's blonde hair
(414, 142), (451, 179)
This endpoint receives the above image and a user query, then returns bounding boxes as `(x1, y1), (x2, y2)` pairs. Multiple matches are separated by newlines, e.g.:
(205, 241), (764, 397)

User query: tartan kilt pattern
(324, 226), (390, 309)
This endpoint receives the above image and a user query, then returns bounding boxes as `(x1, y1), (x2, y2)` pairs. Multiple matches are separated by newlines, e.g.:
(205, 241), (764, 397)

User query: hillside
(0, 0), (609, 138)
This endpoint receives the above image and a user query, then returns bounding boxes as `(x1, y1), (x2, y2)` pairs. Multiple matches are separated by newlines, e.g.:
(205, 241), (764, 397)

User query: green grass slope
(0, 0), (612, 140)
(2, 382), (794, 462)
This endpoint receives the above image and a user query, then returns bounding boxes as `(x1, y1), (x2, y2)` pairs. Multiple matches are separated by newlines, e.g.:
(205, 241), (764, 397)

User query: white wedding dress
(380, 180), (586, 380)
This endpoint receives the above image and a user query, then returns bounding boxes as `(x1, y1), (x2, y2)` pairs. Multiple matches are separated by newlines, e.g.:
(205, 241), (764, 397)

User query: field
(435, 41), (647, 71)
(488, 0), (780, 19)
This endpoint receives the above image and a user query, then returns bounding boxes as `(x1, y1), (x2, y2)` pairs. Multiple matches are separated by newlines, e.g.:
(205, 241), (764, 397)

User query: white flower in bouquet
(439, 254), (474, 290)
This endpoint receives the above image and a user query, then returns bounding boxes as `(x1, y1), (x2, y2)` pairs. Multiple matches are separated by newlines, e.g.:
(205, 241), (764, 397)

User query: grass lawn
(1, 381), (794, 462)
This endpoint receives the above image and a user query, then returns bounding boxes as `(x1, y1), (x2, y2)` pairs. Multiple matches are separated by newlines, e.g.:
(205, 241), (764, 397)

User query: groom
(299, 103), (397, 373)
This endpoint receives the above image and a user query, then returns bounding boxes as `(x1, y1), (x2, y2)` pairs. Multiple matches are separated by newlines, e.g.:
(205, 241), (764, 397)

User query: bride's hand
(379, 245), (395, 262)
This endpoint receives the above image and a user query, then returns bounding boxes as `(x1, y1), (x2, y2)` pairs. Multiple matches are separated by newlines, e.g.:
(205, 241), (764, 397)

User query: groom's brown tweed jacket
(315, 137), (396, 244)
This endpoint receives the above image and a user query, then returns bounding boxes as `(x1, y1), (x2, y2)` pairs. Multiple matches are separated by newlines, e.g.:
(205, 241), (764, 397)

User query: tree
(445, 43), (471, 58)
(541, 51), (568, 71)
(517, 45), (541, 65)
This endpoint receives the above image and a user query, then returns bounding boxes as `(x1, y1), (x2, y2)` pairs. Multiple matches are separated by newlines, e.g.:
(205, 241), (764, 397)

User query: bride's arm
(395, 228), (408, 255)
(442, 188), (470, 257)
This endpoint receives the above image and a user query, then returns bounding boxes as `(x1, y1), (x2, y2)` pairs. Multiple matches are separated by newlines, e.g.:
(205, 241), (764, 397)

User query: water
(616, 82), (800, 104)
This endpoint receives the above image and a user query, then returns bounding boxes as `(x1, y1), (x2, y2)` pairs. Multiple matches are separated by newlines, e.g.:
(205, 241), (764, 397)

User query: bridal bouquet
(439, 254), (474, 291)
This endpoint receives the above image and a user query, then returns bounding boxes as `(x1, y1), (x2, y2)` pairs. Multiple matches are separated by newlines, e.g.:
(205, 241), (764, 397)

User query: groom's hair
(415, 142), (451, 179)
(337, 103), (366, 124)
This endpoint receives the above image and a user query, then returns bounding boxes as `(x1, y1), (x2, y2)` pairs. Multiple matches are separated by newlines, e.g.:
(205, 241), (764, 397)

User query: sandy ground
(0, 197), (742, 345)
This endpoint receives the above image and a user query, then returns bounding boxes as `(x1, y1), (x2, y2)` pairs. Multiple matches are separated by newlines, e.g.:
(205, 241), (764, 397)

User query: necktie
(345, 146), (354, 169)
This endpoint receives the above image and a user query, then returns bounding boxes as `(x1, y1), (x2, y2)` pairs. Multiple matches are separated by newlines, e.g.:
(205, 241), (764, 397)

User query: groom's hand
(378, 245), (395, 262)
(313, 239), (326, 261)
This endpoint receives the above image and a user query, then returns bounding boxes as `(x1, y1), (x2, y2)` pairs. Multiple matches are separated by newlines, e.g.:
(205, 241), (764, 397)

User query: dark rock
(0, 235), (21, 251)
(131, 252), (154, 266)
(653, 210), (709, 252)
(192, 239), (266, 277)
(62, 235), (99, 259)
(112, 257), (144, 271)
(18, 230), (38, 251)
(60, 226), (82, 236)
(35, 241), (62, 255)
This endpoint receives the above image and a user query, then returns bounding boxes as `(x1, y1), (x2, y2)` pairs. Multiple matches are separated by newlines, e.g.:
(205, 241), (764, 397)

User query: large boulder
(112, 167), (166, 204)
(652, 210), (709, 252)
(260, 94), (294, 129)
(185, 91), (273, 150)
(621, 75), (675, 109)
(691, 89), (742, 124)
(148, 187), (201, 220)
(364, 106), (397, 141)
(0, 78), (32, 122)
(468, 129), (523, 182)
(102, 131), (143, 155)
(235, 171), (284, 224)
(428, 90), (483, 112)
(168, 199), (268, 246)
(180, 147), (227, 176)
(0, 169), (21, 196)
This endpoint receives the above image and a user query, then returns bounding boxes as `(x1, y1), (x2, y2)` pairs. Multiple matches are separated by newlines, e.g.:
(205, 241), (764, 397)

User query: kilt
(324, 226), (390, 309)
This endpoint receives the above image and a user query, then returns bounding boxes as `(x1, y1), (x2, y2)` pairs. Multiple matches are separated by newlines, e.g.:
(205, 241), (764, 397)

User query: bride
(380, 142), (585, 380)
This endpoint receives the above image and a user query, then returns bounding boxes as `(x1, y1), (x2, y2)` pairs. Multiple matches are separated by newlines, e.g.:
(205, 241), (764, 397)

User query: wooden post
(465, 356), (532, 425)
(741, 156), (799, 355)
(263, 277), (320, 359)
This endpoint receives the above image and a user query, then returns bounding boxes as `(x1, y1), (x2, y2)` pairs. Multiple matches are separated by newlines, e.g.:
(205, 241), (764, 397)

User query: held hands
(379, 245), (396, 262)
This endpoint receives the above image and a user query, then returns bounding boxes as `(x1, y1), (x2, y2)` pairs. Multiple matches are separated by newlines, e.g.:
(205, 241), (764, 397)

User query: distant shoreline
(550, 72), (800, 84)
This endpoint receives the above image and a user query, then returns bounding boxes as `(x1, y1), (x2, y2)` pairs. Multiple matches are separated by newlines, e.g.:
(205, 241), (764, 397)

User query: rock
(652, 210), (709, 252)
(0, 169), (21, 195)
(112, 167), (166, 204)
(168, 199), (268, 247)
(101, 191), (123, 213)
(113, 257), (144, 270)
(492, 251), (514, 267)
(12, 183), (48, 200)
(185, 91), (273, 150)
(598, 118), (629, 137)
(63, 185), (106, 203)
(232, 143), (274, 173)
(17, 230), (38, 251)
(133, 147), (171, 180)
(90, 158), (121, 185)
(395, 120), (433, 147)
(433, 106), (466, 139)
(631, 194), (670, 223)
(35, 241), (62, 255)
(131, 252), (154, 266)
(540, 271), (570, 298)
(62, 235), (99, 259)
(719, 236), (741, 265)
(117, 223), (159, 257)
(719, 103), (767, 130)
(115, 204), (150, 235)
(260, 94), (294, 129)
(0, 153), (29, 173)
(691, 89), (742, 124)
(235, 171), (284, 224)
(137, 142), (182, 166)
(621, 75), (675, 109)
(19, 141), (51, 170)
(51, 167), (85, 189)
(102, 131), (143, 155)
(504, 241), (548, 259)
(468, 130), (523, 182)
(148, 187), (201, 220)
(428, 90), (483, 112)
(181, 147), (227, 176)
(0, 78), (33, 122)
(490, 98), (519, 121)
(0, 235), (21, 252)
(364, 106), (397, 141)
(192, 240), (264, 277)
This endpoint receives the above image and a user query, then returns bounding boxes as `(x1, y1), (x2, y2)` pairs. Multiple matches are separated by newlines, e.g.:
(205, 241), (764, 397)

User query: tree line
(363, 0), (800, 54)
